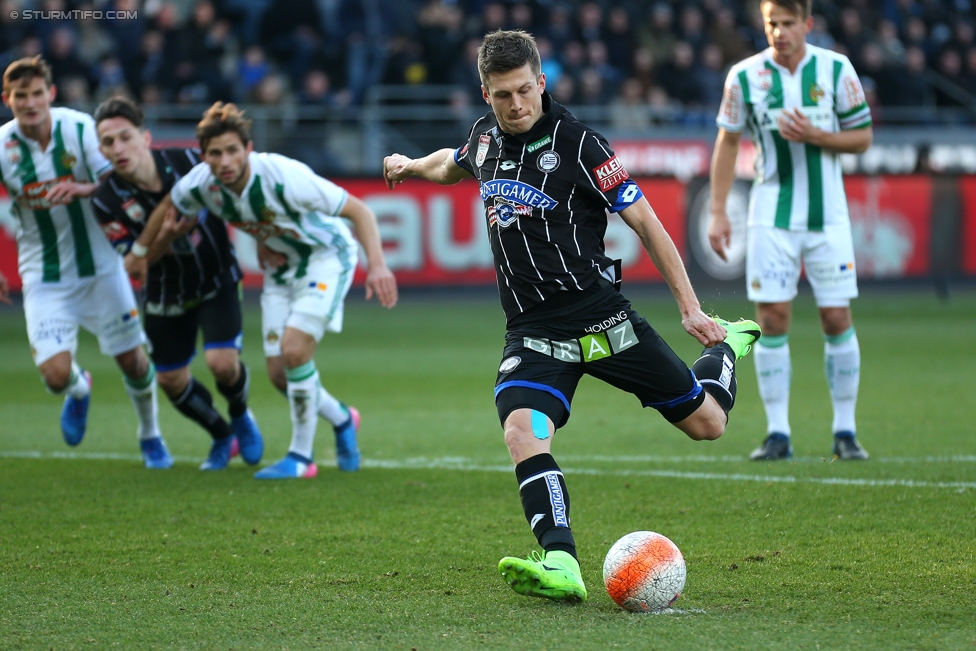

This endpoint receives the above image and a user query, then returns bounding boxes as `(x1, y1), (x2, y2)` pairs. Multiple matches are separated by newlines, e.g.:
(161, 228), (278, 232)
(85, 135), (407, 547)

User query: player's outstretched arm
(708, 128), (742, 261)
(619, 198), (726, 348)
(383, 149), (468, 188)
(0, 271), (10, 304)
(124, 193), (173, 282)
(340, 194), (398, 308)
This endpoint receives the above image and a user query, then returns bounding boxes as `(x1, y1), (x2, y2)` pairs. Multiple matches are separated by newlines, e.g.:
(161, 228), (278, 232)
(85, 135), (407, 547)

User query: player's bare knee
(155, 370), (188, 399)
(207, 355), (239, 385)
(115, 347), (148, 379)
(40, 367), (71, 393)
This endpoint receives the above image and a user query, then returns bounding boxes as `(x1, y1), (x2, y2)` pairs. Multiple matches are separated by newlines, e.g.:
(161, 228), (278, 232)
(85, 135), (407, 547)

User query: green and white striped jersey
(170, 152), (358, 282)
(0, 107), (116, 284)
(716, 44), (872, 231)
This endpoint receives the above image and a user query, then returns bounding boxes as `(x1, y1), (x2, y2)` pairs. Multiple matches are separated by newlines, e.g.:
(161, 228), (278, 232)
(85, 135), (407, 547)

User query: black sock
(172, 377), (232, 440)
(515, 453), (577, 560)
(692, 343), (737, 414)
(216, 362), (249, 419)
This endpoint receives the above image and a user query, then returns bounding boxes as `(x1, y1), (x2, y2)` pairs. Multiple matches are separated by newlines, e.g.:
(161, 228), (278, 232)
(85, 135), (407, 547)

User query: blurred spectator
(577, 2), (605, 44)
(550, 74), (578, 106)
(510, 3), (536, 34)
(416, 1), (466, 85)
(261, 0), (325, 89)
(299, 69), (351, 107)
(709, 6), (749, 65)
(903, 16), (938, 64)
(452, 37), (485, 105)
(298, 69), (352, 107)
(58, 76), (91, 106)
(965, 47), (976, 96)
(93, 55), (129, 103)
(137, 31), (170, 101)
(46, 28), (93, 94)
(604, 6), (635, 75)
(837, 7), (873, 69)
(252, 73), (289, 105)
(636, 3), (677, 67)
(238, 45), (271, 99)
(629, 47), (658, 95)
(32, 0), (75, 44)
(340, 0), (397, 104)
(934, 47), (967, 107)
(807, 14), (837, 51)
(695, 43), (726, 110)
(657, 41), (702, 107)
(173, 1), (233, 102)
(585, 41), (622, 90)
(877, 19), (907, 65)
(480, 2), (508, 34)
(223, 0), (273, 47)
(537, 36), (563, 88)
(560, 40), (587, 79)
(609, 77), (650, 130)
(0, 0), (29, 59)
(74, 3), (115, 68)
(885, 46), (934, 107)
(108, 0), (146, 83)
(382, 36), (427, 87)
(577, 67), (606, 106)
(542, 4), (576, 53)
(677, 5), (708, 53)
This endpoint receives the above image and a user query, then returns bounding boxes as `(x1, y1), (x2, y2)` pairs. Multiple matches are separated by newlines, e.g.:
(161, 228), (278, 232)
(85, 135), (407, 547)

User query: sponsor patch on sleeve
(591, 155), (629, 192)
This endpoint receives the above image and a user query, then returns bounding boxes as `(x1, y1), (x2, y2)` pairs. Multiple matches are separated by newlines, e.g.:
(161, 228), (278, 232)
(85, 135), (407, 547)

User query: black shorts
(144, 282), (243, 372)
(494, 286), (704, 428)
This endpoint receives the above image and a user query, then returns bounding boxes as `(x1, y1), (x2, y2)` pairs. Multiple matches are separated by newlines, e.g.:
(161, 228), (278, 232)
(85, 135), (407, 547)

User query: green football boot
(712, 317), (762, 360)
(498, 550), (587, 603)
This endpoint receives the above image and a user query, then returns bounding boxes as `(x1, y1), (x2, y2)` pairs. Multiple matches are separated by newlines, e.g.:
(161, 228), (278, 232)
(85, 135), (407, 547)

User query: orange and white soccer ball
(603, 531), (686, 612)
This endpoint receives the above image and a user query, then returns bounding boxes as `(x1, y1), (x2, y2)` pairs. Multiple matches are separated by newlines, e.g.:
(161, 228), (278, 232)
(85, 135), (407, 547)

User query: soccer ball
(603, 531), (686, 613)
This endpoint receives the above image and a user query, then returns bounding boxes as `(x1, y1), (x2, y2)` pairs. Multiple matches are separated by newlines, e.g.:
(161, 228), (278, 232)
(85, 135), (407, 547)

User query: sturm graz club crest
(537, 150), (560, 173)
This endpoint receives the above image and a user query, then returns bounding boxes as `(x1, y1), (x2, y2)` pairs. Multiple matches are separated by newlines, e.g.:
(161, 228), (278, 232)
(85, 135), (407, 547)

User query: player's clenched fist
(383, 153), (412, 189)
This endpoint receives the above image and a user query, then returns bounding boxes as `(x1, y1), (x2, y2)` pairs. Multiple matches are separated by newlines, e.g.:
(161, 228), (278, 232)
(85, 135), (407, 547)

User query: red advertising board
(958, 177), (976, 274)
(844, 175), (931, 277)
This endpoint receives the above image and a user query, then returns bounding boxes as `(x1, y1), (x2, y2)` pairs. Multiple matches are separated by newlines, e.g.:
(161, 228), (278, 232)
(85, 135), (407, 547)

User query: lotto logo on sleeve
(592, 156), (629, 192)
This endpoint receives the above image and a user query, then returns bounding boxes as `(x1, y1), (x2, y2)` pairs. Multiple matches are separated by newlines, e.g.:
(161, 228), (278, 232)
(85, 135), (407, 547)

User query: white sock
(754, 335), (791, 436)
(317, 385), (348, 425)
(286, 361), (320, 460)
(825, 328), (860, 434)
(123, 363), (160, 441)
(65, 362), (90, 399)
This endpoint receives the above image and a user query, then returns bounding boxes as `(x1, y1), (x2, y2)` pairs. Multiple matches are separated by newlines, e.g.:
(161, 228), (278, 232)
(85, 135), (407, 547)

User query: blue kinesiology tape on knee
(531, 410), (550, 440)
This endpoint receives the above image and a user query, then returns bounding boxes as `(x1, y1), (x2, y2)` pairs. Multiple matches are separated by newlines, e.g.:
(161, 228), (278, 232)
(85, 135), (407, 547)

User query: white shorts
(260, 252), (356, 357)
(23, 264), (145, 366)
(746, 225), (858, 307)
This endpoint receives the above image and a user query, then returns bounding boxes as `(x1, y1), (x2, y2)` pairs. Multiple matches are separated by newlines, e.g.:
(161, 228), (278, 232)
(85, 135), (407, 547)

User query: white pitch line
(557, 454), (976, 464)
(364, 457), (976, 490)
(1, 451), (974, 490)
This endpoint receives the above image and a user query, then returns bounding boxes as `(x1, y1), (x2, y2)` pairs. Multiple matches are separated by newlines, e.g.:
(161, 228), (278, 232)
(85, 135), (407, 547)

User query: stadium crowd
(1, 0), (976, 118)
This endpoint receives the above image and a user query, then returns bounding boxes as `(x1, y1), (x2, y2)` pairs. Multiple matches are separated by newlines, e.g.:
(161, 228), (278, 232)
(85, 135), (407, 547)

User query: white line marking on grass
(2, 451), (974, 490)
(557, 454), (976, 464)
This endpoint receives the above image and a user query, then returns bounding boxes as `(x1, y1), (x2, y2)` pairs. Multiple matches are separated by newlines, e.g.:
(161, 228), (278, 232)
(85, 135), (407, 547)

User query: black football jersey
(454, 92), (644, 322)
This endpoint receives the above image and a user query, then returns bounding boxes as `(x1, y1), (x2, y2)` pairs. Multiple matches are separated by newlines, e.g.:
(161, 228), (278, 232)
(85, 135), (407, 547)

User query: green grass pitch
(0, 286), (974, 650)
